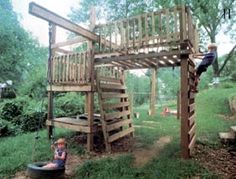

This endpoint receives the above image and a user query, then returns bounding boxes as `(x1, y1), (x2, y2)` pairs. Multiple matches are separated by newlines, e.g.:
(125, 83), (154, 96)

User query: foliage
(54, 92), (85, 117)
(18, 64), (47, 99)
(0, 0), (47, 86)
(0, 96), (46, 134)
(0, 129), (71, 178)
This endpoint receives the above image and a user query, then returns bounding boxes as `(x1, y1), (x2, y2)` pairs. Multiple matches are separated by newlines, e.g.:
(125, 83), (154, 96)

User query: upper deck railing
(95, 6), (198, 53)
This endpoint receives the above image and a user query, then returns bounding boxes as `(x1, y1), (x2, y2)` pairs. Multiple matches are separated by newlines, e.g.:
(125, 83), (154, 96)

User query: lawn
(0, 83), (236, 178)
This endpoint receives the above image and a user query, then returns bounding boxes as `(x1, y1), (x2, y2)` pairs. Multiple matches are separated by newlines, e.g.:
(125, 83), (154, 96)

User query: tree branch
(219, 44), (236, 74)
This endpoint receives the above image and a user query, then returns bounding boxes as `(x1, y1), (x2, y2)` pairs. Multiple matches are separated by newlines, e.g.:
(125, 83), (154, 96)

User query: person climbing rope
(192, 43), (217, 92)
(42, 138), (67, 169)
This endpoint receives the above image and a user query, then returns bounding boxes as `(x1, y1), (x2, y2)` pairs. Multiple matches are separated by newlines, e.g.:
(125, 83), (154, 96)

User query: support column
(180, 58), (189, 159)
(149, 68), (157, 116)
(177, 90), (180, 120)
(86, 92), (94, 151)
(47, 24), (56, 139)
(86, 7), (96, 151)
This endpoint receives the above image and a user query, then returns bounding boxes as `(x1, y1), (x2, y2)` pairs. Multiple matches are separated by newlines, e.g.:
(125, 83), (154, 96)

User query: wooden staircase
(96, 74), (134, 152)
(219, 126), (236, 143)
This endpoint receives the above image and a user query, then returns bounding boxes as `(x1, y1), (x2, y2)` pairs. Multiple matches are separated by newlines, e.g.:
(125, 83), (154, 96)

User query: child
(42, 138), (67, 169)
(193, 43), (217, 92)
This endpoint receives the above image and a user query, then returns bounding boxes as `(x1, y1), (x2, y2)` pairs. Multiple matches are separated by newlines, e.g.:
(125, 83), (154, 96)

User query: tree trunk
(210, 35), (220, 76)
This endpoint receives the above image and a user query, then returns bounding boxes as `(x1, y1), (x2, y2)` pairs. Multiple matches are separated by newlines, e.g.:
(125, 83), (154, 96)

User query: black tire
(26, 162), (65, 179)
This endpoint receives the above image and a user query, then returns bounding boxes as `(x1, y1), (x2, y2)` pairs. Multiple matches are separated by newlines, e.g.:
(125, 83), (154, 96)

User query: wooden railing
(95, 6), (198, 53)
(95, 65), (122, 80)
(50, 51), (93, 85)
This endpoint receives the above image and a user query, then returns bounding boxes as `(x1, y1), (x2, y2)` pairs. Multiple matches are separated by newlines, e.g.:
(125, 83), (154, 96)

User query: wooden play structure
(29, 2), (198, 159)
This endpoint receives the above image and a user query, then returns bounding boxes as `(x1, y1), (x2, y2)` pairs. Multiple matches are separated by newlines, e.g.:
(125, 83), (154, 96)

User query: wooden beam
(46, 120), (91, 133)
(29, 2), (99, 41)
(47, 85), (92, 91)
(87, 92), (94, 151)
(180, 58), (189, 159)
(108, 127), (134, 142)
(95, 50), (189, 64)
(149, 68), (157, 116)
(107, 119), (132, 132)
(52, 36), (86, 49)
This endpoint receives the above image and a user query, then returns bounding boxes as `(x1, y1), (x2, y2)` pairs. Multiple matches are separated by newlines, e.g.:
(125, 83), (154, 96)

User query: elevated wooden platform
(95, 48), (191, 69)
(46, 117), (101, 133)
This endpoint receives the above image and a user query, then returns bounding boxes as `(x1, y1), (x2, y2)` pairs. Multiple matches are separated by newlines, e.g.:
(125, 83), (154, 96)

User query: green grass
(0, 128), (82, 178)
(1, 83), (236, 178)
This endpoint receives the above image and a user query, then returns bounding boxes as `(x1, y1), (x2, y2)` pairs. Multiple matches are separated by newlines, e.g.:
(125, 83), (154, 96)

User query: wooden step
(219, 132), (236, 141)
(108, 127), (134, 142)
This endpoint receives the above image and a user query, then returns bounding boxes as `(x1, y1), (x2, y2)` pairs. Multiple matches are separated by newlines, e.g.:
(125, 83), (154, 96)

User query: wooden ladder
(96, 74), (134, 152)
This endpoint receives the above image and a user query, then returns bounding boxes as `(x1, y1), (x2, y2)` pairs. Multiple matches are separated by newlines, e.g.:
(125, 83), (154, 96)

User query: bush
(0, 96), (46, 134)
(221, 82), (235, 89)
(55, 92), (85, 117)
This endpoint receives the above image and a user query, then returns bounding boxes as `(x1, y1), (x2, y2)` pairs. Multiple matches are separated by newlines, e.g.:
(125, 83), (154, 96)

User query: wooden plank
(103, 101), (130, 110)
(231, 126), (236, 133)
(107, 119), (132, 132)
(174, 7), (178, 40)
(99, 76), (121, 83)
(188, 134), (196, 155)
(188, 91), (195, 99)
(100, 83), (126, 90)
(105, 110), (130, 121)
(181, 57), (189, 159)
(47, 85), (92, 91)
(95, 50), (189, 64)
(188, 123), (196, 140)
(108, 127), (134, 142)
(188, 103), (195, 113)
(179, 5), (186, 40)
(188, 113), (195, 126)
(166, 9), (170, 42)
(102, 93), (128, 99)
(29, 2), (99, 41)
(138, 15), (142, 47)
(52, 36), (86, 49)
(150, 68), (156, 116)
(46, 120), (91, 133)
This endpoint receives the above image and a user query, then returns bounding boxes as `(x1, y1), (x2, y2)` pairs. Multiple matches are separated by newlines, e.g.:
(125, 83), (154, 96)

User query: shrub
(55, 92), (85, 117)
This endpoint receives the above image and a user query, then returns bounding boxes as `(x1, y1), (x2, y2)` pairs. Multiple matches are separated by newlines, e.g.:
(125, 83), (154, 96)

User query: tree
(0, 0), (47, 86)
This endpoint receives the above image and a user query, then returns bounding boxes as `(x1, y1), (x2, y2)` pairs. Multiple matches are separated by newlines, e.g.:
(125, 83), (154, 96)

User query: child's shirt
(53, 148), (67, 168)
(202, 51), (216, 66)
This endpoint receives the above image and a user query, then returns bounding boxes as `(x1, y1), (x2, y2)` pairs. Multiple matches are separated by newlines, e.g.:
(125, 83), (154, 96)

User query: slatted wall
(96, 67), (134, 152)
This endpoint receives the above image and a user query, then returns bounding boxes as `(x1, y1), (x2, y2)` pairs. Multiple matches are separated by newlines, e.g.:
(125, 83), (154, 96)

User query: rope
(31, 22), (55, 161)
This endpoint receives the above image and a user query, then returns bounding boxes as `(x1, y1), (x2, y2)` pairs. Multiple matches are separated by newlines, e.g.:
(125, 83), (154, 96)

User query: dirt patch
(193, 144), (236, 178)
(133, 136), (171, 167)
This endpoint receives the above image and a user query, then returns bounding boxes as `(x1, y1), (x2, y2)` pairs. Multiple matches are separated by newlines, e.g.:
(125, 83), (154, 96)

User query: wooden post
(47, 24), (56, 139)
(177, 90), (180, 119)
(86, 7), (96, 151)
(149, 68), (157, 116)
(180, 43), (189, 159)
(179, 5), (187, 41)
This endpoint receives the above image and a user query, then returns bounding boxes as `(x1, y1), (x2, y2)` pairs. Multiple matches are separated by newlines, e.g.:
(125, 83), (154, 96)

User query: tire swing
(27, 162), (65, 179)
